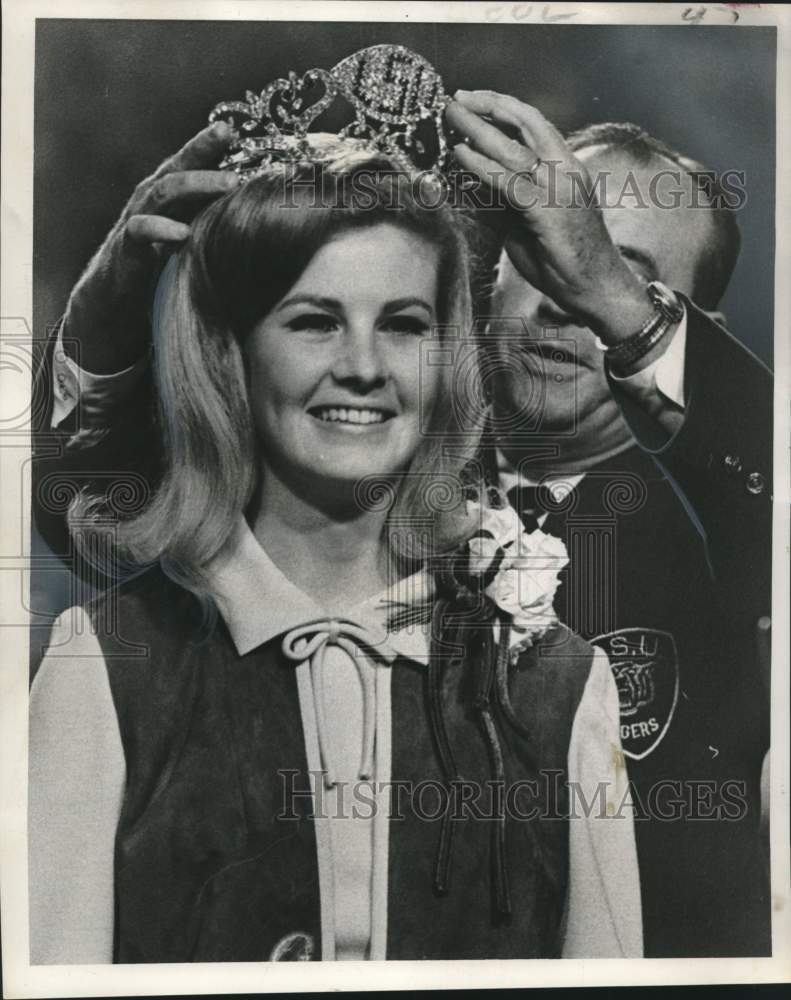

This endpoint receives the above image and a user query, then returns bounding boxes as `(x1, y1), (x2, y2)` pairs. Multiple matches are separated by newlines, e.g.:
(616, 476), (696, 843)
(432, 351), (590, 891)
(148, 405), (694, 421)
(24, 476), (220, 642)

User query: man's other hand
(65, 122), (240, 373)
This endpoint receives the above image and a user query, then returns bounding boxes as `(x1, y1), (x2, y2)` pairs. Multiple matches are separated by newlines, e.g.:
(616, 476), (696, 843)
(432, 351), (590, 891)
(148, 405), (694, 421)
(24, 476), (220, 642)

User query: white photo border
(2, 1), (789, 995)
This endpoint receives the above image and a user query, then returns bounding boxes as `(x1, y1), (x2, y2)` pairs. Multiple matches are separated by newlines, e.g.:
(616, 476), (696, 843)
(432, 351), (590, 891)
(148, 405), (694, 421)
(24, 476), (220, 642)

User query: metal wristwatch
(605, 280), (684, 373)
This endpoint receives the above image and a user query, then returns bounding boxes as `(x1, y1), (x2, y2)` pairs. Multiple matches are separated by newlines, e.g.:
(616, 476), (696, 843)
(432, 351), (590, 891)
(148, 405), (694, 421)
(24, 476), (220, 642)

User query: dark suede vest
(89, 568), (594, 962)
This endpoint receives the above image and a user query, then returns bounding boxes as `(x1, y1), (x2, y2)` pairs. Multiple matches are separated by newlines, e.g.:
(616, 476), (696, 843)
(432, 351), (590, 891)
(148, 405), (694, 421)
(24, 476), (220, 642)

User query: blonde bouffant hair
(103, 140), (485, 601)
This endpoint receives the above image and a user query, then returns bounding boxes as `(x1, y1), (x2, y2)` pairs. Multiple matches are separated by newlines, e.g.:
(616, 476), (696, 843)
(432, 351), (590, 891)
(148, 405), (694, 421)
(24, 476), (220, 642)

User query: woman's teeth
(316, 407), (386, 425)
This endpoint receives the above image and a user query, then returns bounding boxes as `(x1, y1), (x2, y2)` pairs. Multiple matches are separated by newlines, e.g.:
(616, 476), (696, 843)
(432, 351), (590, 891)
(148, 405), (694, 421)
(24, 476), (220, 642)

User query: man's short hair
(566, 122), (741, 309)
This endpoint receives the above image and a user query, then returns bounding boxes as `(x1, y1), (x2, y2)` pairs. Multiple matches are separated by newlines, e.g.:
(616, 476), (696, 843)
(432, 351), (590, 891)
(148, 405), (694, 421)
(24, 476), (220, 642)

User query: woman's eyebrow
(381, 297), (434, 314)
(276, 294), (342, 312)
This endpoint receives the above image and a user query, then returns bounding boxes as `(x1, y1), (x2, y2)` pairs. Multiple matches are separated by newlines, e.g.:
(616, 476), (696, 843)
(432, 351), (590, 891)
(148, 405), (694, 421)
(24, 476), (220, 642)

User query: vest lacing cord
(474, 614), (512, 920)
(429, 597), (519, 920)
(427, 597), (462, 897)
(282, 619), (397, 788)
(494, 618), (536, 748)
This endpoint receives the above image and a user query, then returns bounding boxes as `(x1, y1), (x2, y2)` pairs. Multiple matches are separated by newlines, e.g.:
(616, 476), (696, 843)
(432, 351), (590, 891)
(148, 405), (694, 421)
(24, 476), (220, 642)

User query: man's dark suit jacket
(483, 300), (772, 957)
(30, 300), (773, 957)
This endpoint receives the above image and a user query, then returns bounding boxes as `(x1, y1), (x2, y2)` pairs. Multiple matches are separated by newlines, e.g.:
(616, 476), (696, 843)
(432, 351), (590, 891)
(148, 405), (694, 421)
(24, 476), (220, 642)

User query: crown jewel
(209, 44), (450, 179)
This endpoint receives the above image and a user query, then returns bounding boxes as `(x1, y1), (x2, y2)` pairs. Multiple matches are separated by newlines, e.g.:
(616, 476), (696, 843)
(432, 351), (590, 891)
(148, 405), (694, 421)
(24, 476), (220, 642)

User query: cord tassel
(494, 618), (534, 747)
(478, 705), (512, 919)
(428, 598), (462, 896)
(474, 623), (512, 919)
(309, 641), (335, 787)
(473, 617), (498, 711)
(493, 617), (559, 910)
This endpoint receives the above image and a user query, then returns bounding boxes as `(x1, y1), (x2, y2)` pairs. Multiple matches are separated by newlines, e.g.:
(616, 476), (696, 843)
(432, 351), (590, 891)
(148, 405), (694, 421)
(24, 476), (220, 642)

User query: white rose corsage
(466, 499), (569, 661)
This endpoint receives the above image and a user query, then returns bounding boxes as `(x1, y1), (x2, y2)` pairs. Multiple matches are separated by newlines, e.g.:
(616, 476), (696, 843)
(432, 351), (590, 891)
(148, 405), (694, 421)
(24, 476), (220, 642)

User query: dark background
(34, 19), (776, 364)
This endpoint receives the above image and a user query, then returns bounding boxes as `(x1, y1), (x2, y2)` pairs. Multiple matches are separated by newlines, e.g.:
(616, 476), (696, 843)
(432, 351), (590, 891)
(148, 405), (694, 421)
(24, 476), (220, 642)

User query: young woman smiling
(29, 140), (641, 964)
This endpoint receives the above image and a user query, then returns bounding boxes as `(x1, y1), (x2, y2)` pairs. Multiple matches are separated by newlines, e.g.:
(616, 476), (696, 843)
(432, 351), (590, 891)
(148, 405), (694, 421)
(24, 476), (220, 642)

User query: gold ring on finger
(525, 155), (542, 180)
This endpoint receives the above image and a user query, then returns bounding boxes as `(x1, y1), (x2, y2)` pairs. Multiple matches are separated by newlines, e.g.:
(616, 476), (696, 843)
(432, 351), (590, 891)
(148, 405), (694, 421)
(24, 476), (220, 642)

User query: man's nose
(332, 326), (387, 388)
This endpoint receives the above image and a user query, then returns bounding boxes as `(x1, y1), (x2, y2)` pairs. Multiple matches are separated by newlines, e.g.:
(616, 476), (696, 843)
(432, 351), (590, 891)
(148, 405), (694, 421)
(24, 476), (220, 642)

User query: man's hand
(65, 122), (240, 373)
(445, 90), (653, 345)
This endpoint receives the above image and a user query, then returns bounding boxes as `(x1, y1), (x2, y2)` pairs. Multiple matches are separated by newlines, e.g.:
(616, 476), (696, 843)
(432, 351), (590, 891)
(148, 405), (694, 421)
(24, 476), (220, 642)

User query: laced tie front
(282, 618), (397, 788)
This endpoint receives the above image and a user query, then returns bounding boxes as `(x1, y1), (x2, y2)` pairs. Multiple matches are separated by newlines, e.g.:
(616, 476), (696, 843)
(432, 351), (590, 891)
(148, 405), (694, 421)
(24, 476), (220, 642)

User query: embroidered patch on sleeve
(593, 628), (680, 760)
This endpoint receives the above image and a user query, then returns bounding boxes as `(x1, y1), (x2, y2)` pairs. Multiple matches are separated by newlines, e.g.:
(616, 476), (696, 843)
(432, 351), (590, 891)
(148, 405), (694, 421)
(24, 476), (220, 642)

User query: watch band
(605, 281), (683, 373)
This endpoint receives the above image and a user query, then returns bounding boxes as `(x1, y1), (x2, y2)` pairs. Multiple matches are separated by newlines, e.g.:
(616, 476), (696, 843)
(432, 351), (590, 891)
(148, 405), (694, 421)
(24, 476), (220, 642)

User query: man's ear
(704, 309), (727, 329)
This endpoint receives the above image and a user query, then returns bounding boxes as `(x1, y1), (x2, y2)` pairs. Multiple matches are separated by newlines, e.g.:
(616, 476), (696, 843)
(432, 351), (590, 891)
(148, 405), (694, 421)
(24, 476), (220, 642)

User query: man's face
(490, 147), (716, 437)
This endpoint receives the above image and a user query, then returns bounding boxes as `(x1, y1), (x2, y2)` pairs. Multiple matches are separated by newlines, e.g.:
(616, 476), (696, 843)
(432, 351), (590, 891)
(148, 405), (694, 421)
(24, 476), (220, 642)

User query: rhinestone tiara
(208, 44), (450, 180)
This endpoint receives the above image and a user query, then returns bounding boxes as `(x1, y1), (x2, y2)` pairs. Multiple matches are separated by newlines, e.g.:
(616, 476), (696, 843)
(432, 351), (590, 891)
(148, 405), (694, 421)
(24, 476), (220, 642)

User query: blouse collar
(204, 517), (434, 665)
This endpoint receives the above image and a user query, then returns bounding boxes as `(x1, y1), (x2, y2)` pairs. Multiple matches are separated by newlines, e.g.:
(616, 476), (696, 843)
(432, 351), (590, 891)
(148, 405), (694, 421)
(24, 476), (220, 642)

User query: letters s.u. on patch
(593, 628), (680, 760)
